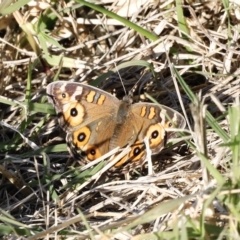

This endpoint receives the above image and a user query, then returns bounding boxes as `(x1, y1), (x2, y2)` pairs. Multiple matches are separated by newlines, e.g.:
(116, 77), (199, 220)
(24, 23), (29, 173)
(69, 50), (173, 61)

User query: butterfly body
(47, 81), (185, 168)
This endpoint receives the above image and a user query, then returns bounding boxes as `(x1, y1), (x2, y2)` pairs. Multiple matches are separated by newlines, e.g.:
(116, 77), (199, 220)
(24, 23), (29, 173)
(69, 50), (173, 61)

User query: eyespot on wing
(72, 126), (91, 148)
(62, 102), (85, 127)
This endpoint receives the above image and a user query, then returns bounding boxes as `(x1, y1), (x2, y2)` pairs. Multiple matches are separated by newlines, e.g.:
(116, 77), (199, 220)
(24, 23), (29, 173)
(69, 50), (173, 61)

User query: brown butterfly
(47, 81), (186, 169)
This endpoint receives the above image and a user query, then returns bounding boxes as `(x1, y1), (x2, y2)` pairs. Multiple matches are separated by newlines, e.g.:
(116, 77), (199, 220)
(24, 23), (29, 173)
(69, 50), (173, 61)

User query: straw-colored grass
(0, 0), (240, 239)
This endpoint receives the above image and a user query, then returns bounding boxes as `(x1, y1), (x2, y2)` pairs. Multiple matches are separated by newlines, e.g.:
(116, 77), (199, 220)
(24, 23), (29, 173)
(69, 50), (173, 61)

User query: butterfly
(47, 81), (186, 170)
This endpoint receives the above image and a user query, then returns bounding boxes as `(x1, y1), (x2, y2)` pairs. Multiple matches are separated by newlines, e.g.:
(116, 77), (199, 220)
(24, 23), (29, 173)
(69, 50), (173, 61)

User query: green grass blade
(0, 0), (31, 15)
(173, 65), (229, 143)
(175, 0), (190, 39)
(76, 0), (158, 41)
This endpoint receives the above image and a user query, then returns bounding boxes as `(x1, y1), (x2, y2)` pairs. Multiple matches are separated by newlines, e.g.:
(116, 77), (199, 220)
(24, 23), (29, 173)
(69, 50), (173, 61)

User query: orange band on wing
(148, 107), (156, 120)
(140, 106), (147, 117)
(97, 94), (106, 105)
(86, 91), (96, 103)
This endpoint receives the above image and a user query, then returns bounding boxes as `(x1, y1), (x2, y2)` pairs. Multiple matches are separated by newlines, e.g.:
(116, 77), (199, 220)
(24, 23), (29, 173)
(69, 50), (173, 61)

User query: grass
(0, 0), (240, 239)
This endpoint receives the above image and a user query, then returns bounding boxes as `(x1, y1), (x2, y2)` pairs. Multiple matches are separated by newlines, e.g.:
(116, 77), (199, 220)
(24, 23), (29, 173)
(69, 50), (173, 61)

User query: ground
(0, 0), (239, 239)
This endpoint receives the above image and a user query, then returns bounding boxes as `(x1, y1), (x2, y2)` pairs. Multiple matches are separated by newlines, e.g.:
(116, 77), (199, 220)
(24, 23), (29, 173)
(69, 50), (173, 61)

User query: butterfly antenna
(113, 62), (146, 98)
(129, 73), (145, 97)
(113, 62), (128, 96)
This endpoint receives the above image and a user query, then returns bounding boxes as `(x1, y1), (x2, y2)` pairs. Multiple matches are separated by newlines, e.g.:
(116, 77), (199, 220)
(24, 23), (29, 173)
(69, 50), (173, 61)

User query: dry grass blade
(190, 93), (210, 186)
